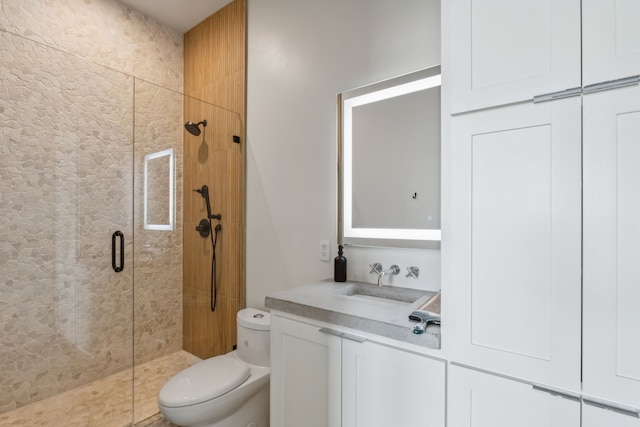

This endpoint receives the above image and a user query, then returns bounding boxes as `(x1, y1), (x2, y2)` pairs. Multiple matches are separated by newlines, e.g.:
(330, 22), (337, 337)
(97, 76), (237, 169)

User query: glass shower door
(0, 30), (135, 424)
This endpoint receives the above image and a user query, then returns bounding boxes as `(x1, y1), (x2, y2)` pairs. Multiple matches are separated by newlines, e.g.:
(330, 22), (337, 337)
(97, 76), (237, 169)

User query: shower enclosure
(0, 29), (241, 425)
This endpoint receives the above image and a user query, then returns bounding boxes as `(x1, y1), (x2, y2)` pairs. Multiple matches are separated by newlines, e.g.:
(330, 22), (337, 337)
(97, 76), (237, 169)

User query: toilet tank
(237, 308), (271, 367)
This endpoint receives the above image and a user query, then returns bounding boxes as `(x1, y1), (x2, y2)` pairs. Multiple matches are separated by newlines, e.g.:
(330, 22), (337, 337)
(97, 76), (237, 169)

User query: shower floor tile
(0, 351), (200, 427)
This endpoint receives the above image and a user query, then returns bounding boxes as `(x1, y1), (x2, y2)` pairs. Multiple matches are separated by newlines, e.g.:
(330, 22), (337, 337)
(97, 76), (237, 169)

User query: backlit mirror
(144, 148), (175, 231)
(338, 66), (441, 248)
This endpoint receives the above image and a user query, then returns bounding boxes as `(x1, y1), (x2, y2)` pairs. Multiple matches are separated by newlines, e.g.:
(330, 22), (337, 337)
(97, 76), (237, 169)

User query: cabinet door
(448, 365), (580, 427)
(270, 315), (341, 427)
(583, 0), (640, 86)
(449, 99), (581, 389)
(448, 0), (580, 113)
(342, 339), (445, 427)
(583, 84), (640, 409)
(583, 402), (640, 427)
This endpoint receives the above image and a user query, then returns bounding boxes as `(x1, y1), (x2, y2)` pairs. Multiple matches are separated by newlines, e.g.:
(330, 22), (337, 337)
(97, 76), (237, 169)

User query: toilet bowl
(158, 308), (271, 427)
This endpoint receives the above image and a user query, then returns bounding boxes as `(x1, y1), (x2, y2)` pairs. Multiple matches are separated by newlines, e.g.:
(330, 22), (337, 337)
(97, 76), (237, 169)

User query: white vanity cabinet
(583, 83), (640, 410)
(342, 339), (445, 427)
(449, 98), (582, 390)
(270, 314), (341, 427)
(270, 312), (446, 427)
(448, 365), (581, 427)
(448, 0), (580, 113)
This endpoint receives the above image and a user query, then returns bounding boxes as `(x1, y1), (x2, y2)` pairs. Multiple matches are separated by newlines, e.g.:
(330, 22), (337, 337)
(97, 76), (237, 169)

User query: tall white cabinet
(583, 83), (640, 410)
(581, 0), (640, 413)
(582, 0), (640, 86)
(449, 98), (582, 389)
(447, 0), (640, 425)
(449, 364), (581, 427)
(583, 402), (640, 427)
(448, 0), (580, 113)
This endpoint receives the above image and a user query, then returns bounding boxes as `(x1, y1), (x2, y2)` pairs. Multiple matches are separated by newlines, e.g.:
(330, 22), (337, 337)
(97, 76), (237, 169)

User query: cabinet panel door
(448, 0), (580, 113)
(583, 0), (640, 86)
(583, 84), (640, 409)
(342, 340), (445, 427)
(270, 316), (341, 427)
(583, 402), (640, 427)
(449, 99), (581, 389)
(448, 365), (580, 427)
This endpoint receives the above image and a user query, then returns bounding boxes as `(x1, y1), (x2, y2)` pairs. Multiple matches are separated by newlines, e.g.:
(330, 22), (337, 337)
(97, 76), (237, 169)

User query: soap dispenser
(334, 245), (347, 282)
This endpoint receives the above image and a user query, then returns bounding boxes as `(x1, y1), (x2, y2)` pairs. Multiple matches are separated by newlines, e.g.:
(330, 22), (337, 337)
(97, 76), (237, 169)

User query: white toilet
(158, 308), (271, 427)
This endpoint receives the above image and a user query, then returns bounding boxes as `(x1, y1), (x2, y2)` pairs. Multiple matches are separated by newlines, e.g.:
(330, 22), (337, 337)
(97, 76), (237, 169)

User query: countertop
(265, 280), (441, 349)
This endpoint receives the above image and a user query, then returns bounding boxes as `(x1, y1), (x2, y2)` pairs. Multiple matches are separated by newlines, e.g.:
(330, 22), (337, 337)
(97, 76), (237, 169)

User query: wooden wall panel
(183, 0), (246, 359)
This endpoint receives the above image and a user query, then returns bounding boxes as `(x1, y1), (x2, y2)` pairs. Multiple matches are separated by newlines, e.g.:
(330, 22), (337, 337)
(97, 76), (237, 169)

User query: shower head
(184, 120), (207, 136)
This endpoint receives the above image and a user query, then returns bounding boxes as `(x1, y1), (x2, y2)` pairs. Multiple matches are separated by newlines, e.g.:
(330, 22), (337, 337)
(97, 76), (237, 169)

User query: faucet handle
(369, 263), (383, 275)
(405, 266), (420, 279)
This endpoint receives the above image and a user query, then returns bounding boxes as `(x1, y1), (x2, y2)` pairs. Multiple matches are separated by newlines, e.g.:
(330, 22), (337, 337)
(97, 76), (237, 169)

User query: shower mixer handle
(196, 219), (211, 238)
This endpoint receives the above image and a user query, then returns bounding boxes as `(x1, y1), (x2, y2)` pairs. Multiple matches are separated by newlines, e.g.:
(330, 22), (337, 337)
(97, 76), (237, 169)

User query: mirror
(338, 66), (441, 248)
(144, 148), (175, 231)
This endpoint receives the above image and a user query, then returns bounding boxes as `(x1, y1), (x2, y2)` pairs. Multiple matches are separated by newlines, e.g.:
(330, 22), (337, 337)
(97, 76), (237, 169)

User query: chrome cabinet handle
(531, 385), (580, 402)
(583, 398), (640, 418)
(319, 327), (367, 343)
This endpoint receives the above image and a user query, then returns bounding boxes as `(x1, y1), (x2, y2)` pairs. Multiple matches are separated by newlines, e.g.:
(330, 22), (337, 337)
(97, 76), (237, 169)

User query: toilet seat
(158, 355), (251, 408)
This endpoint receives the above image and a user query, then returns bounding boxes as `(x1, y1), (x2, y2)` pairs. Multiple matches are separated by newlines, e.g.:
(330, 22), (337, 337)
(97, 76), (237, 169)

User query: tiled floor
(0, 351), (200, 427)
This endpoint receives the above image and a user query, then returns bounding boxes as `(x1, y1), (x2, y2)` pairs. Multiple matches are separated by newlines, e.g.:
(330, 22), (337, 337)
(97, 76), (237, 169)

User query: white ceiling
(118, 0), (233, 33)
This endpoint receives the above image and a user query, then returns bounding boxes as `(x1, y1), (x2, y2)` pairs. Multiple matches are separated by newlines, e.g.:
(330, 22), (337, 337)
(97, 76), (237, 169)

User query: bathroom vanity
(266, 281), (445, 427)
(266, 57), (447, 427)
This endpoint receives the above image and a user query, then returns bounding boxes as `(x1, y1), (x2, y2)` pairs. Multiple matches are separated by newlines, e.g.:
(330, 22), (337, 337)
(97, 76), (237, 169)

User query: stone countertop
(265, 280), (441, 349)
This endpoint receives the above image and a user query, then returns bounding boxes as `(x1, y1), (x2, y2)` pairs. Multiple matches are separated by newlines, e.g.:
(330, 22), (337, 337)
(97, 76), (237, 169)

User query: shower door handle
(112, 231), (124, 273)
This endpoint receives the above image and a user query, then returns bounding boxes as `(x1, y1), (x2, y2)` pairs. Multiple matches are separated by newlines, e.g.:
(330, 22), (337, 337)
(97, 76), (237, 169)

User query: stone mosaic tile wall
(0, 0), (183, 92)
(0, 0), (185, 414)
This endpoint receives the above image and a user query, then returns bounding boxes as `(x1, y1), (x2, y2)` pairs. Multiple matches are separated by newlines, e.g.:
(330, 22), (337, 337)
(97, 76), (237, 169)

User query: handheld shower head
(185, 120), (207, 136)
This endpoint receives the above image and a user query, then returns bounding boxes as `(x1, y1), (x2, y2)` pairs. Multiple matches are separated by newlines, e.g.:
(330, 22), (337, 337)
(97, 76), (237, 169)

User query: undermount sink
(337, 283), (429, 306)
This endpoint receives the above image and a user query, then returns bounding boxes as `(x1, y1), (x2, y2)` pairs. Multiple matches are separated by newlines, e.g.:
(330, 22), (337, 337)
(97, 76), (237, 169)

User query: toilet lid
(158, 356), (251, 408)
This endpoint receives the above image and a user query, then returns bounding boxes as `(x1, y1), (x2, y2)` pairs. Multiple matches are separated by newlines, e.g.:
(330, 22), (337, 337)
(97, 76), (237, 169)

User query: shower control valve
(196, 219), (211, 238)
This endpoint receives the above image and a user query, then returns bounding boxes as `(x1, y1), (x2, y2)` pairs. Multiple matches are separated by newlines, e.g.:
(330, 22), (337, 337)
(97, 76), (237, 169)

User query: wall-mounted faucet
(369, 263), (400, 286)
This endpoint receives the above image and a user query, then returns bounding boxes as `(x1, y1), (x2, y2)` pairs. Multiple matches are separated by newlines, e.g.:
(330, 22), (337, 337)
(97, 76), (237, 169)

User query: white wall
(246, 0), (441, 309)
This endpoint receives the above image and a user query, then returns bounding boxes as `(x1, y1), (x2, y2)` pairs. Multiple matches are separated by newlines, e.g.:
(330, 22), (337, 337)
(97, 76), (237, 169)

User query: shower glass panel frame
(1, 29), (242, 425)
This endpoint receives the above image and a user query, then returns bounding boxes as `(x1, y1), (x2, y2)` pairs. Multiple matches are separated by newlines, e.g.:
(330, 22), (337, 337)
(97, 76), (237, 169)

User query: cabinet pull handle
(583, 398), (640, 418)
(533, 87), (582, 103)
(318, 327), (342, 337)
(583, 75), (640, 95)
(531, 385), (580, 402)
(319, 327), (367, 343)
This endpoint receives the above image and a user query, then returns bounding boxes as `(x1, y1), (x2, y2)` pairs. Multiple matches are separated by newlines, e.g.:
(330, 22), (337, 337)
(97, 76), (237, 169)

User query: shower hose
(209, 222), (221, 312)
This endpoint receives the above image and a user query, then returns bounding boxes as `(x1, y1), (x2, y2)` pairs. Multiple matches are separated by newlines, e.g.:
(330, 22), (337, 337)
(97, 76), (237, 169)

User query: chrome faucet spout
(370, 264), (400, 286)
(382, 265), (400, 276)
